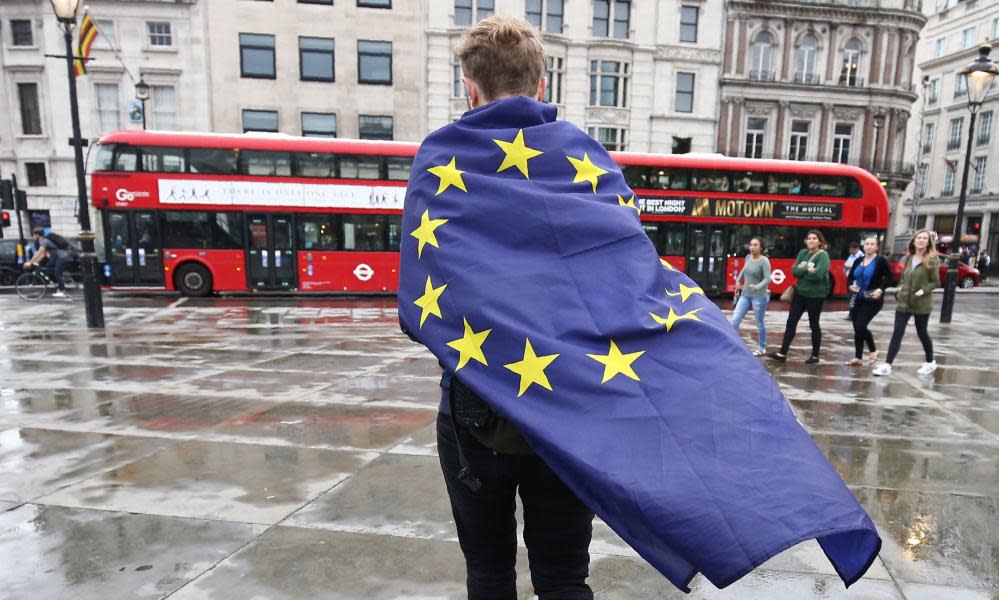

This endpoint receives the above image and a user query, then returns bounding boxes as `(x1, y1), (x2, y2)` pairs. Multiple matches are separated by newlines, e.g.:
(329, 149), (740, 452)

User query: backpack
(45, 232), (80, 255)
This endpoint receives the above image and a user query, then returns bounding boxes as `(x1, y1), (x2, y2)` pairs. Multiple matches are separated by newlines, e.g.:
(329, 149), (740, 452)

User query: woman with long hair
(844, 236), (891, 366)
(731, 236), (771, 355)
(873, 229), (940, 376)
(768, 230), (830, 364)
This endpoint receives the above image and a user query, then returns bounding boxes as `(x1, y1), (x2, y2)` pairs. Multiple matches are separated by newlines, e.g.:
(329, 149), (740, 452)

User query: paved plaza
(0, 291), (996, 599)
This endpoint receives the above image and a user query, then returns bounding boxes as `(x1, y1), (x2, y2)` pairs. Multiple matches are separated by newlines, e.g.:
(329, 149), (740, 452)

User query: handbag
(780, 284), (796, 303)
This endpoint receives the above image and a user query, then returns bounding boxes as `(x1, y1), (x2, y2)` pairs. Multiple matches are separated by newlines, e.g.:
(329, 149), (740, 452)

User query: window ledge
(6, 45), (39, 51)
(143, 46), (178, 54)
(15, 134), (48, 141)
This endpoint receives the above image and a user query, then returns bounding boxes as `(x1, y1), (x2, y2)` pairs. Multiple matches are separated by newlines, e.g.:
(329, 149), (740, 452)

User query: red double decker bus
(90, 131), (887, 296)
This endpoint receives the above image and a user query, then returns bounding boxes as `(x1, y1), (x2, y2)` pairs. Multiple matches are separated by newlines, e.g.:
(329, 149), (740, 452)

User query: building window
(300, 37), (335, 82)
(935, 37), (946, 58)
(922, 123), (934, 154)
(359, 115), (393, 140)
(146, 22), (172, 47)
(927, 78), (940, 105)
(240, 33), (276, 79)
(962, 27), (976, 49)
(744, 118), (766, 159)
(916, 163), (928, 197)
(832, 123), (853, 163)
(545, 56), (564, 104)
(672, 136), (691, 154)
(454, 62), (465, 97)
(17, 83), (42, 135)
(358, 40), (392, 84)
(357, 0), (392, 7)
(978, 111), (992, 146)
(526, 0), (563, 34)
(971, 156), (986, 194)
(675, 72), (694, 113)
(795, 34), (818, 84)
(589, 60), (629, 107)
(243, 109), (279, 132)
(94, 19), (117, 49)
(95, 83), (120, 133)
(839, 38), (862, 86)
(302, 112), (336, 137)
(25, 163), (47, 187)
(11, 19), (33, 46)
(955, 73), (967, 98)
(587, 127), (626, 151)
(943, 164), (956, 196)
(593, 0), (630, 39)
(994, 18), (999, 41)
(152, 85), (176, 130)
(750, 32), (774, 80)
(299, 0), (334, 4)
(455, 0), (493, 26)
(947, 117), (963, 151)
(679, 6), (698, 43)
(789, 120), (810, 160)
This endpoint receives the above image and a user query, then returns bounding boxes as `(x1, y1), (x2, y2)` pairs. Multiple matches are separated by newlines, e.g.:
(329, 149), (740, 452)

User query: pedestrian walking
(768, 230), (830, 364)
(842, 241), (864, 320)
(978, 249), (991, 282)
(873, 229), (940, 377)
(730, 236), (771, 356)
(844, 236), (891, 366)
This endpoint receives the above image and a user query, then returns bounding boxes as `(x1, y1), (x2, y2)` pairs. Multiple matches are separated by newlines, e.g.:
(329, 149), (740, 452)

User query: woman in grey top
(730, 237), (772, 355)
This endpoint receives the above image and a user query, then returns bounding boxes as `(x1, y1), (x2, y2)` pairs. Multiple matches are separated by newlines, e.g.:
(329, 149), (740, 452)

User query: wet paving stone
(0, 504), (264, 600)
(326, 374), (442, 409)
(37, 440), (369, 525)
(185, 368), (331, 400)
(0, 501), (19, 512)
(0, 428), (177, 503)
(79, 364), (212, 389)
(789, 399), (995, 443)
(0, 387), (131, 427)
(65, 394), (276, 435)
(252, 351), (392, 374)
(386, 421), (438, 456)
(212, 403), (436, 451)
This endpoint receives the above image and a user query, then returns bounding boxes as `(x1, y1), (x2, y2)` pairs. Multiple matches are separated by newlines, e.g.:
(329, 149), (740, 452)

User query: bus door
(246, 214), (297, 291)
(686, 224), (727, 294)
(105, 210), (164, 286)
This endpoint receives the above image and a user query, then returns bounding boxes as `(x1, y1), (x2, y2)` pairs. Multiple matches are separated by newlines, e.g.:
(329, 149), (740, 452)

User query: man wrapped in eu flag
(398, 16), (881, 599)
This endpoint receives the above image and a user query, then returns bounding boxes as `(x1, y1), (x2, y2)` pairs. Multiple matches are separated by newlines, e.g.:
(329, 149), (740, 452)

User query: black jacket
(847, 255), (891, 302)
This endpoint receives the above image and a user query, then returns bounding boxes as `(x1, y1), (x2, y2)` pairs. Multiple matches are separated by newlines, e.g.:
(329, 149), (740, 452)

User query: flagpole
(84, 7), (137, 84)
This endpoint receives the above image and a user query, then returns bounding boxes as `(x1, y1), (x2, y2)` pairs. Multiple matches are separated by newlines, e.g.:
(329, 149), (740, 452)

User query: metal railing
(794, 72), (820, 85)
(749, 70), (776, 82)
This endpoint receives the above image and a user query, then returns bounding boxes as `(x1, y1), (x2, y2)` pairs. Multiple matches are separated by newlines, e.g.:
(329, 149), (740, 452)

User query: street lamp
(134, 79), (150, 130)
(872, 110), (886, 173)
(940, 42), (998, 324)
(50, 0), (104, 328)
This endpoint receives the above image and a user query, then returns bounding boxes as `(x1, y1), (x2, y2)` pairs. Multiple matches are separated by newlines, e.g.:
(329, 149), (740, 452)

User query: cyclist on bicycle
(23, 227), (74, 298)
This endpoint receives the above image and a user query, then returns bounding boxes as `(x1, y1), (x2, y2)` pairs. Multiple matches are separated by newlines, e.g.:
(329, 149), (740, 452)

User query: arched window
(795, 34), (818, 84)
(750, 32), (773, 81)
(840, 38), (862, 86)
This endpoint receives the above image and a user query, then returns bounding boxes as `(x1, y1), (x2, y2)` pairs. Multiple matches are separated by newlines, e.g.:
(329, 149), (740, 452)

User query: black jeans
(437, 414), (594, 600)
(886, 311), (933, 364)
(779, 295), (824, 356)
(851, 299), (882, 359)
(53, 256), (73, 292)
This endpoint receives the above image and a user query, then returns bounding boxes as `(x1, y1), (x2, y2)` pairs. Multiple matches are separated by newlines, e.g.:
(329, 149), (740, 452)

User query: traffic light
(0, 180), (12, 210)
(1, 211), (10, 228)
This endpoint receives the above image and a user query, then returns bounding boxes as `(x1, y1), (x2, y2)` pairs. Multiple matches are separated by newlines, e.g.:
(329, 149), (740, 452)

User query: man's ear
(536, 77), (547, 101)
(463, 76), (480, 108)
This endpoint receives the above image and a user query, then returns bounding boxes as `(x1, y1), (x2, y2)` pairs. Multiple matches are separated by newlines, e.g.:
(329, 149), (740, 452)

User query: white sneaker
(52, 291), (66, 298)
(917, 361), (938, 376)
(873, 363), (892, 376)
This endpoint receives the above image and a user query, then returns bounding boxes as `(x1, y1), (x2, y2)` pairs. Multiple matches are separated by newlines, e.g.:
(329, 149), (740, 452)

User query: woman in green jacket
(768, 230), (830, 364)
(873, 229), (940, 376)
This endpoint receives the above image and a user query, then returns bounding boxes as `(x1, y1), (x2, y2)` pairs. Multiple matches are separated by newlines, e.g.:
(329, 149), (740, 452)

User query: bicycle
(0, 265), (19, 287)
(15, 264), (80, 301)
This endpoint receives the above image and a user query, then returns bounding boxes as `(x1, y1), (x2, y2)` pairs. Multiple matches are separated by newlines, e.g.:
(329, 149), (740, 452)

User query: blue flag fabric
(398, 96), (880, 591)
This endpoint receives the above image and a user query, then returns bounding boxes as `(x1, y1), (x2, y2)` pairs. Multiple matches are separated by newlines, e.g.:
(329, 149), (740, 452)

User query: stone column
(860, 108), (874, 167)
(894, 31), (907, 88)
(775, 101), (788, 158)
(817, 103), (831, 159)
(825, 26), (838, 83)
(882, 110), (897, 169)
(730, 101), (744, 156)
(782, 21), (793, 81)
(724, 19), (736, 76)
(869, 29), (883, 86)
(883, 31), (897, 88)
(737, 20), (748, 75)
(717, 100), (730, 153)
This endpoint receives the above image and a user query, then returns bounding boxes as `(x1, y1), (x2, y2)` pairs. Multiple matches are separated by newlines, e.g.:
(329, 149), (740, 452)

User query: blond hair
(454, 16), (546, 101)
(907, 229), (939, 268)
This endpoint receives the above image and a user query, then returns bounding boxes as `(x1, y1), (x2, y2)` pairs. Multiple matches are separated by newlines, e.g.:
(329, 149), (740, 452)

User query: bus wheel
(175, 263), (212, 297)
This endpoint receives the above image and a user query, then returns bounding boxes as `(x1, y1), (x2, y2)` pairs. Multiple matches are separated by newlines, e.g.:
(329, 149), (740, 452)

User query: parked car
(887, 253), (980, 289)
(0, 239), (24, 285)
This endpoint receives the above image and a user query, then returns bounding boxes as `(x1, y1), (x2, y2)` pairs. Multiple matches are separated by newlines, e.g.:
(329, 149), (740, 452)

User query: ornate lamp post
(134, 79), (150, 130)
(50, 0), (104, 327)
(940, 43), (997, 324)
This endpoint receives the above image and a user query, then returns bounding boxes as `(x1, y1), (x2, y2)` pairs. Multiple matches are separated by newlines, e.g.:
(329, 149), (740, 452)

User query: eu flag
(398, 96), (880, 591)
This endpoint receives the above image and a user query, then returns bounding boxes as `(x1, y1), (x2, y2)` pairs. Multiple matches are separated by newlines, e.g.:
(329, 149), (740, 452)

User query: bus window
(141, 147), (186, 173)
(386, 157), (412, 181)
(691, 170), (731, 192)
(115, 146), (140, 172)
(733, 171), (766, 194)
(240, 151), (292, 177)
(189, 149), (238, 175)
(646, 169), (671, 190)
(767, 226), (804, 259)
(212, 212), (244, 249)
(621, 165), (649, 188)
(339, 156), (381, 180)
(95, 144), (114, 171)
(163, 211), (211, 249)
(343, 214), (385, 251)
(386, 215), (402, 251)
(845, 177), (862, 198)
(768, 172), (803, 195)
(642, 222), (685, 256)
(296, 152), (338, 178)
(667, 169), (690, 190)
(297, 214), (339, 250)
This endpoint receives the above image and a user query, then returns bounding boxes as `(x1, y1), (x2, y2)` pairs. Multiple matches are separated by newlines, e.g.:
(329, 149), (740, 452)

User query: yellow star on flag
(427, 156), (467, 196)
(566, 153), (608, 193)
(504, 339), (559, 397)
(617, 194), (640, 213)
(447, 317), (491, 371)
(586, 340), (645, 383)
(493, 130), (543, 179)
(660, 258), (678, 271)
(413, 275), (447, 328)
(665, 283), (705, 303)
(650, 307), (703, 332)
(410, 209), (448, 258)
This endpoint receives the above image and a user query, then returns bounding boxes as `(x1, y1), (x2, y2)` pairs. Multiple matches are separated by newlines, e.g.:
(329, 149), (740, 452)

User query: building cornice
(919, 41), (999, 72)
(726, 0), (927, 31)
(655, 45), (722, 65)
(719, 78), (919, 103)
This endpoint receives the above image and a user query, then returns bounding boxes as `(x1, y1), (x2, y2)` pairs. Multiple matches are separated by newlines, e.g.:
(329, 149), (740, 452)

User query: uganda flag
(397, 96), (881, 592)
(74, 12), (98, 77)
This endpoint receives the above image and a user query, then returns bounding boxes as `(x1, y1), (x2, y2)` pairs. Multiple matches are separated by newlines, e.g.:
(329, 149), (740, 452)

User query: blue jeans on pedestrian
(53, 256), (73, 292)
(731, 293), (768, 350)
